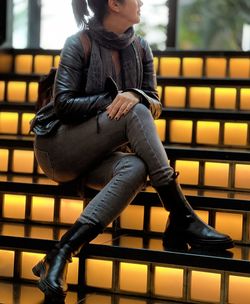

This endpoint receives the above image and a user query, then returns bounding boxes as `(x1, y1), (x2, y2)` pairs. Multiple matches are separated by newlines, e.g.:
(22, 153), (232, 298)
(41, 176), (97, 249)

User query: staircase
(0, 48), (250, 304)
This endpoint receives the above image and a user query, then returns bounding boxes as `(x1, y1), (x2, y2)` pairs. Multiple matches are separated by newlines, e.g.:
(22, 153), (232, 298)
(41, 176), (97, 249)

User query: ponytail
(71, 0), (89, 28)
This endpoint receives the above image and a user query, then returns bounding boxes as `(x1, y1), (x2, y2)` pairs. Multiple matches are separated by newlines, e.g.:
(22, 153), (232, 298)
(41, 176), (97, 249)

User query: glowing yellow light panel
(84, 294), (112, 304)
(3, 194), (26, 219)
(240, 88), (250, 110)
(34, 55), (53, 74)
(175, 160), (199, 185)
(0, 250), (15, 277)
(54, 55), (61, 68)
(21, 113), (35, 135)
(21, 252), (45, 280)
(7, 81), (27, 102)
(85, 259), (113, 289)
(67, 257), (79, 285)
(28, 82), (38, 103)
(0, 54), (13, 73)
(196, 121), (220, 145)
(205, 58), (227, 78)
(190, 271), (221, 302)
(204, 162), (229, 187)
(0, 81), (5, 101)
(229, 275), (250, 304)
(154, 266), (183, 298)
(12, 150), (34, 173)
(155, 119), (166, 141)
(0, 282), (14, 304)
(150, 207), (169, 233)
(119, 236), (143, 249)
(170, 120), (193, 143)
(0, 112), (18, 134)
(119, 262), (148, 293)
(120, 205), (144, 230)
(15, 55), (33, 74)
(189, 87), (211, 108)
(120, 298), (147, 304)
(0, 149), (9, 172)
(215, 212), (243, 240)
(19, 285), (44, 303)
(214, 88), (237, 109)
(160, 57), (181, 77)
(29, 226), (53, 240)
(164, 86), (186, 108)
(224, 122), (248, 146)
(156, 86), (162, 100)
(229, 58), (250, 78)
(183, 57), (203, 77)
(235, 164), (250, 190)
(153, 57), (159, 74)
(60, 199), (83, 224)
(31, 196), (55, 222)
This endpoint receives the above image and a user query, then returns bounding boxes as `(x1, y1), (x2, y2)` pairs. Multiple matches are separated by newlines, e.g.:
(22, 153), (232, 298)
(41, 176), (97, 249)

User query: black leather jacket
(31, 32), (162, 135)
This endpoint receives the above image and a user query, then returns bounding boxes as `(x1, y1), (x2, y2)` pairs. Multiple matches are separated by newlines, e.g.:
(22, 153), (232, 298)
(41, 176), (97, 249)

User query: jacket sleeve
(53, 33), (114, 124)
(124, 37), (162, 119)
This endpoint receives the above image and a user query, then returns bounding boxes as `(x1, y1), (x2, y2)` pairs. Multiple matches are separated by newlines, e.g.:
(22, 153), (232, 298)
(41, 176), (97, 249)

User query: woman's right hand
(106, 91), (140, 120)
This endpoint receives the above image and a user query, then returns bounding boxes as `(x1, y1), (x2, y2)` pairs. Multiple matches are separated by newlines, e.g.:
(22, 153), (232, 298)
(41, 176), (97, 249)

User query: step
(1, 48), (250, 79)
(1, 106), (250, 151)
(0, 222), (250, 304)
(1, 74), (250, 112)
(1, 137), (250, 193)
(0, 173), (250, 245)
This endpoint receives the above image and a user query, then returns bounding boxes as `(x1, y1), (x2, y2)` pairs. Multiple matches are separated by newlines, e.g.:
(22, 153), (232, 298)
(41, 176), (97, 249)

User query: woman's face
(117, 0), (143, 26)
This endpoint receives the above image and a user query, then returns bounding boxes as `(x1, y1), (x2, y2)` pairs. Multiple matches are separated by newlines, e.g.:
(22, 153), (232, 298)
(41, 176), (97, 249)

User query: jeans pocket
(34, 147), (54, 180)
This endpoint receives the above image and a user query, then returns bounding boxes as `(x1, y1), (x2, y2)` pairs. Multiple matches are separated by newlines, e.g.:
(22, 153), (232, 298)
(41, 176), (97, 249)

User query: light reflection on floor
(0, 281), (180, 304)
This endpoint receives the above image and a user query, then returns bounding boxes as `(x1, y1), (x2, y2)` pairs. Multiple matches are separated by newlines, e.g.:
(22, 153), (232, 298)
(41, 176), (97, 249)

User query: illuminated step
(155, 50), (250, 79)
(0, 141), (250, 190)
(1, 49), (250, 80)
(0, 173), (250, 244)
(0, 51), (60, 74)
(157, 77), (250, 111)
(0, 223), (250, 304)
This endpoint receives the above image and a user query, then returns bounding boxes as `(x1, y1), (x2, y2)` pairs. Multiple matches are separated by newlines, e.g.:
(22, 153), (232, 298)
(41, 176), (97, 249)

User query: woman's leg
(32, 152), (147, 300)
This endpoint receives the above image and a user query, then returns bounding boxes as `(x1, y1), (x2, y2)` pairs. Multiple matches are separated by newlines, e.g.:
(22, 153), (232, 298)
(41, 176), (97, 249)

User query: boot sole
(163, 233), (234, 251)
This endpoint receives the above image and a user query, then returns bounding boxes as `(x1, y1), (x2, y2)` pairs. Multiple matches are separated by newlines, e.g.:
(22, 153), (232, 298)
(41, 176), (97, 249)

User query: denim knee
(113, 155), (147, 190)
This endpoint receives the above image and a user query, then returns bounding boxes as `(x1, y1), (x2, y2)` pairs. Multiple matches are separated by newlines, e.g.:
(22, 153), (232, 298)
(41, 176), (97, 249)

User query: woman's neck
(103, 15), (130, 35)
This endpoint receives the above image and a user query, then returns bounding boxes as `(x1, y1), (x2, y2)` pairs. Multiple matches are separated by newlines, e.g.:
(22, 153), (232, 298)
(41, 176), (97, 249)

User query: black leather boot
(32, 221), (103, 302)
(155, 172), (234, 250)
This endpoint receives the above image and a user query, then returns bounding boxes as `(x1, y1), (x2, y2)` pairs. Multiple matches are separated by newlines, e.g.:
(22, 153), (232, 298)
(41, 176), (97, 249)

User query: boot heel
(32, 261), (44, 277)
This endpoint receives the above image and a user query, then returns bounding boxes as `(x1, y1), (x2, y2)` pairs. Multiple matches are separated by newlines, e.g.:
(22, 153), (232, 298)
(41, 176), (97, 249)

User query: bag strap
(79, 30), (92, 66)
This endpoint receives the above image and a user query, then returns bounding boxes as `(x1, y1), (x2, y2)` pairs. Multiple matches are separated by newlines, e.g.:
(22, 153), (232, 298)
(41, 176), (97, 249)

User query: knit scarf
(85, 18), (143, 94)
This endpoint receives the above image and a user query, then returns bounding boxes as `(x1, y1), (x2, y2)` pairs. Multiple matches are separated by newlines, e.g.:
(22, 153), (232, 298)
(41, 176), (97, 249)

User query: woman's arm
(53, 33), (116, 124)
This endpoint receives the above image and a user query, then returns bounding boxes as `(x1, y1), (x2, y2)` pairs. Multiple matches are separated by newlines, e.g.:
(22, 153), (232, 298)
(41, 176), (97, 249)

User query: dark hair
(71, 0), (108, 28)
(72, 0), (124, 28)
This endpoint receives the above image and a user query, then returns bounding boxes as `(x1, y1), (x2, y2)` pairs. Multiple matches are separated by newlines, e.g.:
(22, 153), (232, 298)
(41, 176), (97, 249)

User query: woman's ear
(107, 0), (122, 13)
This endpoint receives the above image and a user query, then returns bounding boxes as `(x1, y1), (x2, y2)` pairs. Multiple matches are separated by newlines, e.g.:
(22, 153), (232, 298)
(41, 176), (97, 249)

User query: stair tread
(1, 173), (250, 211)
(0, 222), (249, 274)
(1, 135), (249, 160)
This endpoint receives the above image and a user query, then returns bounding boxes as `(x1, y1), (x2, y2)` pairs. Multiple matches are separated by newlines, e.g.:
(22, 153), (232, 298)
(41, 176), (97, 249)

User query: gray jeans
(34, 104), (173, 227)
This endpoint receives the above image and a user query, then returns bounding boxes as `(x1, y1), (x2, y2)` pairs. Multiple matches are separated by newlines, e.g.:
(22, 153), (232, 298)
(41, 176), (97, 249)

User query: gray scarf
(85, 18), (143, 94)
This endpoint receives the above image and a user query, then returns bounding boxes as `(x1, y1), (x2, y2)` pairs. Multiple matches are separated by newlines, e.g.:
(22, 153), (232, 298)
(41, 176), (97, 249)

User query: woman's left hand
(106, 91), (140, 120)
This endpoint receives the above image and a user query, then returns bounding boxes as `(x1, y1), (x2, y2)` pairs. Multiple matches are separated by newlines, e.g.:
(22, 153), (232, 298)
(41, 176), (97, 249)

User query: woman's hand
(106, 91), (140, 120)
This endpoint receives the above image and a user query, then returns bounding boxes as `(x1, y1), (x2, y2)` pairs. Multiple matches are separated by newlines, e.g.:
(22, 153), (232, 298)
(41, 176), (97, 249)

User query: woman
(31, 0), (233, 301)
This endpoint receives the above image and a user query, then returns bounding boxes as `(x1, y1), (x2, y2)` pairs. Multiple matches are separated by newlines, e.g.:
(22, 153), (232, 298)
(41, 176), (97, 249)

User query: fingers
(106, 92), (139, 120)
